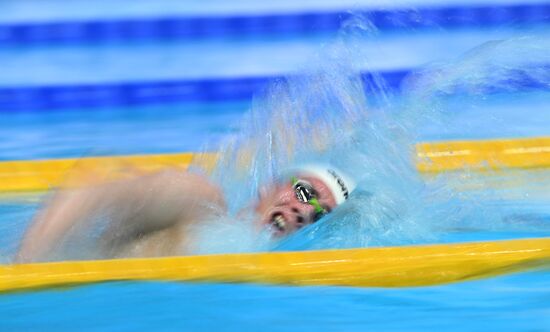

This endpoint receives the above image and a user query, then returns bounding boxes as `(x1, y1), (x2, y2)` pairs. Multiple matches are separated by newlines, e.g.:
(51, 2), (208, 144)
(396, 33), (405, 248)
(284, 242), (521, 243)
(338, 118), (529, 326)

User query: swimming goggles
(291, 177), (328, 219)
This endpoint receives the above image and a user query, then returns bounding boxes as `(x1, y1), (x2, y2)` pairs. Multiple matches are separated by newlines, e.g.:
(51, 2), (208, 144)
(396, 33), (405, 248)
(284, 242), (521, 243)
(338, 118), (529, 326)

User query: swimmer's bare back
(16, 169), (226, 263)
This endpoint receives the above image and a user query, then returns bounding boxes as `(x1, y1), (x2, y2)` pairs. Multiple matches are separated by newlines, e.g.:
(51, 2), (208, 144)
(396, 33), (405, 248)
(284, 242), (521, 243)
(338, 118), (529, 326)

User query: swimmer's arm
(16, 169), (225, 262)
(102, 169), (227, 238)
(16, 186), (101, 262)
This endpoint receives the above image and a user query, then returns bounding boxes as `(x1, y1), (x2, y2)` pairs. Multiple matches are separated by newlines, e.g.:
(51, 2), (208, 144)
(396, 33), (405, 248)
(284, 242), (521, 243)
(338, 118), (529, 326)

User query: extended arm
(16, 169), (225, 262)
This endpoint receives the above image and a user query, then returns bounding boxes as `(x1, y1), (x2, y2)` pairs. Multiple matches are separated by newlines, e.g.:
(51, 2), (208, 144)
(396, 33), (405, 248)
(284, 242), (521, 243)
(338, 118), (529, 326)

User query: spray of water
(187, 16), (550, 254)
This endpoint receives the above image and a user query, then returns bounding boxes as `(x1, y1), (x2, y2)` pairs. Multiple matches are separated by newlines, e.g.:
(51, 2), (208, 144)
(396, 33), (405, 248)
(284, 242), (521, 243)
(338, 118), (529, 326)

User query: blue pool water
(0, 98), (549, 331)
(1, 1), (550, 331)
(0, 272), (549, 331)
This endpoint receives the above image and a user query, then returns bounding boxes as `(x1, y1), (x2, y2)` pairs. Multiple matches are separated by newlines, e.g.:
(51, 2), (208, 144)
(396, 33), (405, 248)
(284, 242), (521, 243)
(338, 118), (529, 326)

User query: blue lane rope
(0, 4), (549, 46)
(1, 69), (547, 112)
(0, 71), (407, 111)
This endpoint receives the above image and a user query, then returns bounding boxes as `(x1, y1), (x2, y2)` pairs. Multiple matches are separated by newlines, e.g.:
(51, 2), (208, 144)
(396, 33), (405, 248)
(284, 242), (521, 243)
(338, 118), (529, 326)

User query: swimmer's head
(255, 164), (356, 237)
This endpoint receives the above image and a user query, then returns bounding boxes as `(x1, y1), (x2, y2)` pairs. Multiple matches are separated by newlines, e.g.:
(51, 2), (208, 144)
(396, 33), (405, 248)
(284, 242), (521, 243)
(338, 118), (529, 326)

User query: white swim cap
(285, 164), (357, 205)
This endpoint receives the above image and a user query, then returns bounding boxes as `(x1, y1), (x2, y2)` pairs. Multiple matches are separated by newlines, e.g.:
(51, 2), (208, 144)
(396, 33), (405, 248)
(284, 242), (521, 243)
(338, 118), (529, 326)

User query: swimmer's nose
(288, 199), (316, 226)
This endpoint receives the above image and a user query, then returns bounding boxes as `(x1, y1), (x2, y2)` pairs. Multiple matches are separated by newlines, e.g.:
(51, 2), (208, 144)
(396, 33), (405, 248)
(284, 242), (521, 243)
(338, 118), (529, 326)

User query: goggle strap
(309, 198), (326, 214)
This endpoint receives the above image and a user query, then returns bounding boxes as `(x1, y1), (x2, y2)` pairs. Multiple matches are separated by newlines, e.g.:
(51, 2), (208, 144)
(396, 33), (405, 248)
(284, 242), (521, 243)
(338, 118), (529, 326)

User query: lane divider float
(1, 137), (549, 193)
(1, 237), (548, 293)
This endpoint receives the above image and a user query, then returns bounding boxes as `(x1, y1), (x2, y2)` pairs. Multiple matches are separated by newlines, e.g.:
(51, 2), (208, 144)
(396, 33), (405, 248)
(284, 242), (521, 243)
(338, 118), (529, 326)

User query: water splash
(188, 18), (550, 254)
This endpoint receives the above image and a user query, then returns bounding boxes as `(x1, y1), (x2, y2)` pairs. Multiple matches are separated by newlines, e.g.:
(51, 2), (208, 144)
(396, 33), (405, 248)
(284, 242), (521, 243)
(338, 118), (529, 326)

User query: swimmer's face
(256, 175), (337, 237)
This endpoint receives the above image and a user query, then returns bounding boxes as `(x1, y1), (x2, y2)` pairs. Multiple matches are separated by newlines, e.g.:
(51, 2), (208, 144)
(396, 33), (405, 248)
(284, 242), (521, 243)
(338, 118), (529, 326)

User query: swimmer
(16, 164), (355, 262)
(256, 165), (356, 237)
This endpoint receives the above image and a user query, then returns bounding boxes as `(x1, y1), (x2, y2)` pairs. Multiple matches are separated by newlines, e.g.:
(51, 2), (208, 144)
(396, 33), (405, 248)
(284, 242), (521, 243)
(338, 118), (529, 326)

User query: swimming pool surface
(1, 97), (548, 331)
(1, 0), (549, 331)
(1, 272), (549, 332)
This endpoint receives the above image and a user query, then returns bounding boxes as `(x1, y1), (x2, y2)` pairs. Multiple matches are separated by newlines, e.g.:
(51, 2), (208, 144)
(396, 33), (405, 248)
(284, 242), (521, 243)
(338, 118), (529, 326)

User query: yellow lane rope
(0, 153), (202, 193)
(416, 136), (550, 173)
(1, 136), (549, 193)
(1, 238), (548, 292)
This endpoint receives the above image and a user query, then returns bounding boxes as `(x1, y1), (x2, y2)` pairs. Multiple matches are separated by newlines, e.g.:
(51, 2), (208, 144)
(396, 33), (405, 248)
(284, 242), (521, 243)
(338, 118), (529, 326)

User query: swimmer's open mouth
(270, 213), (287, 233)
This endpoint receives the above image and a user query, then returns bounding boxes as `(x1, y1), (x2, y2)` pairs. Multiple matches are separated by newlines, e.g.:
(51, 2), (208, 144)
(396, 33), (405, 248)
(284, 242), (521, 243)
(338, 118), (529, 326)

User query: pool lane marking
(0, 153), (202, 193)
(416, 149), (471, 158)
(0, 237), (548, 292)
(0, 136), (549, 193)
(504, 146), (550, 154)
(415, 136), (550, 173)
(1, 3), (549, 47)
